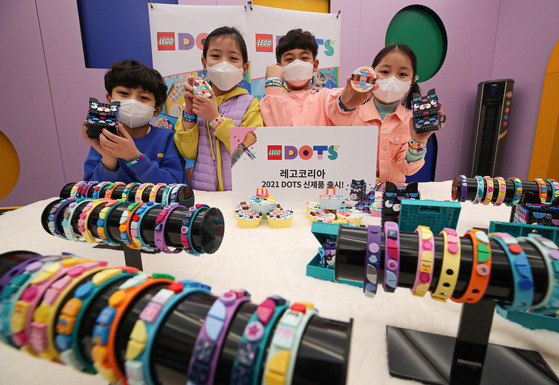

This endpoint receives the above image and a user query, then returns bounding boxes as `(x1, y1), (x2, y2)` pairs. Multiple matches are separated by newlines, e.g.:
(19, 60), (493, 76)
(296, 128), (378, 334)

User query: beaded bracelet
(122, 182), (140, 201)
(209, 114), (226, 130)
(55, 266), (139, 373)
(182, 110), (198, 123)
(518, 234), (559, 313)
(263, 302), (317, 385)
(28, 261), (108, 361)
(452, 229), (491, 304)
(231, 295), (289, 385)
(135, 183), (154, 202)
(239, 143), (256, 159)
(130, 202), (158, 251)
(149, 183), (167, 203)
(489, 232), (534, 311)
(534, 178), (548, 203)
(432, 228), (461, 302)
(337, 96), (356, 112)
(383, 221), (400, 293)
(78, 199), (110, 243)
(494, 177), (507, 206)
(408, 139), (427, 155)
(61, 199), (88, 242)
(412, 226), (435, 297)
(547, 179), (559, 199)
(265, 77), (283, 88)
(187, 289), (251, 385)
(482, 176), (494, 205)
(125, 280), (211, 385)
(96, 200), (125, 246)
(364, 225), (381, 297)
(181, 204), (209, 255)
(154, 203), (184, 253)
(508, 177), (523, 206)
(103, 182), (125, 199)
(473, 176), (484, 204)
(91, 182), (110, 200)
(119, 202), (145, 249)
(126, 153), (144, 167)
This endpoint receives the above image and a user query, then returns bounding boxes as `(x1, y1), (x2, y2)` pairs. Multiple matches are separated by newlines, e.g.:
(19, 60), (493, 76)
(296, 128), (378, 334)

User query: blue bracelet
(364, 225), (381, 297)
(338, 96), (356, 112)
(96, 200), (126, 246)
(230, 295), (289, 385)
(61, 199), (88, 242)
(473, 176), (484, 204)
(125, 280), (211, 385)
(47, 197), (77, 239)
(130, 202), (159, 251)
(122, 182), (141, 202)
(55, 267), (139, 373)
(91, 182), (111, 199)
(489, 232), (534, 311)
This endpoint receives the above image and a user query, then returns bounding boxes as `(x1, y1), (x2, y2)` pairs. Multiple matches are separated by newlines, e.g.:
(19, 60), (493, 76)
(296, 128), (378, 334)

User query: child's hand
(192, 92), (219, 123)
(82, 118), (118, 170)
(182, 77), (199, 111)
(266, 64), (284, 80)
(339, 76), (377, 111)
(241, 131), (257, 147)
(99, 124), (141, 162)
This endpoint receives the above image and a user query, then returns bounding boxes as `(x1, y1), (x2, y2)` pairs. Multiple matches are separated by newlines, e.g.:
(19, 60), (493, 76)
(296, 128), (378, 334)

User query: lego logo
(159, 37), (174, 45)
(268, 149), (281, 156)
(267, 145), (282, 160)
(157, 32), (175, 50)
(257, 39), (272, 47)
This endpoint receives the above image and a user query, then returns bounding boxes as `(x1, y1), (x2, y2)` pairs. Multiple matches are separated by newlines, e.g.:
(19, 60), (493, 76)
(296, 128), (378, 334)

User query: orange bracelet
(534, 178), (548, 203)
(452, 229), (492, 303)
(104, 182), (125, 199)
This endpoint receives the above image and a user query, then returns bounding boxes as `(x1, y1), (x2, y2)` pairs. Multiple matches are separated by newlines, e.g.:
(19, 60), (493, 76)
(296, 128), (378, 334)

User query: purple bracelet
(364, 225), (381, 297)
(459, 175), (468, 202)
(383, 221), (400, 292)
(0, 254), (44, 296)
(153, 203), (183, 253)
(187, 289), (251, 385)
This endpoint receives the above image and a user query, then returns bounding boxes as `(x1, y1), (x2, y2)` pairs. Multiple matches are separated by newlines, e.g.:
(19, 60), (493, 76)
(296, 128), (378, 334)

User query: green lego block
(489, 221), (559, 244)
(399, 199), (461, 233)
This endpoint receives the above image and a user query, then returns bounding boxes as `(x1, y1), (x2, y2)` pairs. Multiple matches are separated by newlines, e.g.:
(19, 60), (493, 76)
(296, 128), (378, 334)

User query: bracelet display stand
(335, 225), (559, 385)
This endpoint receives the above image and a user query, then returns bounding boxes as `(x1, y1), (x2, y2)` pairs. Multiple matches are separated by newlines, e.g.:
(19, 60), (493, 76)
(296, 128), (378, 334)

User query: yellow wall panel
(253, 0), (329, 13)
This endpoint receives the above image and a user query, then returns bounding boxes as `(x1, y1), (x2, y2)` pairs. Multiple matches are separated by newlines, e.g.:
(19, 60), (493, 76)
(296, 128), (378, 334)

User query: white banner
(148, 3), (341, 104)
(231, 126), (378, 209)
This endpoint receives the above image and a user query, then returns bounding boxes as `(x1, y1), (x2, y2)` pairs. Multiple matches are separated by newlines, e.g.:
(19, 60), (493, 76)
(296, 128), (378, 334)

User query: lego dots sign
(231, 126), (378, 209)
(148, 3), (340, 83)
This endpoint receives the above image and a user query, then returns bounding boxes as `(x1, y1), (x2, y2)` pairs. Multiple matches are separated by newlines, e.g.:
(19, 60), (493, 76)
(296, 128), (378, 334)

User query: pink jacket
(353, 100), (424, 185)
(260, 86), (354, 127)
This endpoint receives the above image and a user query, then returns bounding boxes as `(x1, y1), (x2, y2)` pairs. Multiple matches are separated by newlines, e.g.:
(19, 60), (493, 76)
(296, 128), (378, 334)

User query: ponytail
(403, 81), (421, 109)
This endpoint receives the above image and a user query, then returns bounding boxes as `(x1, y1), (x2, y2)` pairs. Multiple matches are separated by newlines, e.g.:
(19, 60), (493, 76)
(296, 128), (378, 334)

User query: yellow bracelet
(432, 228), (461, 301)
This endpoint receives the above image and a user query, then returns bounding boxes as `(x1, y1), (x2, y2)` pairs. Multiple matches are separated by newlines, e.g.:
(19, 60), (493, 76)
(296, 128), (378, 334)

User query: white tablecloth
(1, 181), (558, 385)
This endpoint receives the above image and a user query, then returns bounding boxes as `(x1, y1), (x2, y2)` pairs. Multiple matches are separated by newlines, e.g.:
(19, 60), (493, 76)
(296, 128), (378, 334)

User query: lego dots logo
(256, 34), (273, 52)
(316, 39), (335, 57)
(157, 32), (175, 50)
(177, 32), (208, 51)
(267, 145), (338, 160)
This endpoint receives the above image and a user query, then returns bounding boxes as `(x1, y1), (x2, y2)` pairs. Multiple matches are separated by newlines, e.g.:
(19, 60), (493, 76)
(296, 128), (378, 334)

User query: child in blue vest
(174, 26), (263, 191)
(82, 59), (185, 184)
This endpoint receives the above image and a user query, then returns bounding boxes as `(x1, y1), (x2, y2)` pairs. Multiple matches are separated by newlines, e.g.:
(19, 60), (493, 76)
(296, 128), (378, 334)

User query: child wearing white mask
(338, 44), (444, 185)
(260, 29), (364, 127)
(82, 59), (185, 184)
(174, 26), (263, 191)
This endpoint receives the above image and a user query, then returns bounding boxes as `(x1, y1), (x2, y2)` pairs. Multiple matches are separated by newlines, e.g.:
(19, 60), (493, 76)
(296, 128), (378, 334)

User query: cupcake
(318, 194), (344, 211)
(234, 209), (262, 228)
(267, 207), (294, 229)
(308, 209), (336, 224)
(306, 201), (321, 218)
(249, 188), (275, 215)
(336, 207), (364, 225)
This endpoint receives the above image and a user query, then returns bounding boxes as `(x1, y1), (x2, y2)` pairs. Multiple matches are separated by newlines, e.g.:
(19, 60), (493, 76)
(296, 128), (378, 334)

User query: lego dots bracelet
(187, 289), (251, 385)
(411, 226), (435, 297)
(364, 225), (381, 297)
(431, 228), (461, 302)
(383, 221), (400, 293)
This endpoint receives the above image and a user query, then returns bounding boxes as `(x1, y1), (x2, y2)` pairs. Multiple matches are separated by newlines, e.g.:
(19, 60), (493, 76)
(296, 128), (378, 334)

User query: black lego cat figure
(382, 181), (420, 225)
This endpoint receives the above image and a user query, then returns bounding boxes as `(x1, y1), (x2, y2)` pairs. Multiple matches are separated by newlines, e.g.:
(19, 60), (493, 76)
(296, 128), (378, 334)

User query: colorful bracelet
(432, 228), (461, 302)
(209, 114), (226, 130)
(28, 261), (108, 361)
(187, 289), (251, 385)
(69, 181), (86, 198)
(96, 200), (125, 246)
(473, 176), (484, 204)
(181, 204), (209, 255)
(263, 302), (317, 385)
(103, 182), (125, 199)
(126, 153), (144, 167)
(125, 280), (212, 385)
(154, 203), (184, 253)
(92, 273), (174, 384)
(61, 199), (88, 242)
(46, 198), (77, 239)
(135, 183), (154, 202)
(122, 182), (140, 201)
(182, 110), (198, 123)
(91, 182), (110, 200)
(230, 295), (289, 385)
(149, 183), (167, 203)
(364, 225), (381, 297)
(519, 234), (559, 312)
(482, 176), (494, 205)
(119, 202), (145, 249)
(130, 202), (158, 252)
(412, 226), (435, 297)
(408, 138), (427, 151)
(265, 77), (283, 88)
(78, 181), (98, 198)
(494, 177), (507, 206)
(338, 96), (356, 112)
(489, 232), (534, 311)
(458, 175), (468, 202)
(78, 199), (109, 244)
(239, 143), (256, 159)
(547, 179), (559, 199)
(534, 178), (548, 203)
(383, 221), (400, 293)
(167, 183), (185, 205)
(508, 177), (523, 206)
(452, 229), (492, 304)
(55, 266), (139, 373)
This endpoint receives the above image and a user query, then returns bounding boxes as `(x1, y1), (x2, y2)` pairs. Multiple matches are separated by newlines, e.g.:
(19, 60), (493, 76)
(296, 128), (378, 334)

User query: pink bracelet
(411, 226), (435, 297)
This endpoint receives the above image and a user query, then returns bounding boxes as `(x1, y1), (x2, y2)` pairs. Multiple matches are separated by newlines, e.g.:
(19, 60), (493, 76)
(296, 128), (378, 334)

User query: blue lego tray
(398, 199), (461, 233)
(489, 221), (559, 244)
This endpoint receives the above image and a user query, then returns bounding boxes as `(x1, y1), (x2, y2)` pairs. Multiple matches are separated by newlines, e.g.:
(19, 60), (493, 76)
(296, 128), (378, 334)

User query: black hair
(372, 44), (420, 109)
(275, 29), (318, 63)
(202, 26), (248, 64)
(104, 59), (167, 108)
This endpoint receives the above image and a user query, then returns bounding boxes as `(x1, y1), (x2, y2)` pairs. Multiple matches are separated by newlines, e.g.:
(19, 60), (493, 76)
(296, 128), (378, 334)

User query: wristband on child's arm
(126, 153), (144, 167)
(182, 110), (198, 123)
(338, 96), (356, 112)
(265, 77), (283, 88)
(209, 114), (226, 130)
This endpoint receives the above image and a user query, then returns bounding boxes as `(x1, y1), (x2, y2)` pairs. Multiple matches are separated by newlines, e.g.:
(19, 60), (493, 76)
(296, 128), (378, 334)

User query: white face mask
(283, 60), (314, 87)
(206, 61), (244, 91)
(374, 76), (412, 103)
(115, 99), (155, 128)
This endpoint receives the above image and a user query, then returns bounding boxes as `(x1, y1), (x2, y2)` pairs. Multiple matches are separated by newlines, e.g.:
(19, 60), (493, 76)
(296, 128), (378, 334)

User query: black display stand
(123, 246), (143, 270)
(386, 300), (559, 384)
